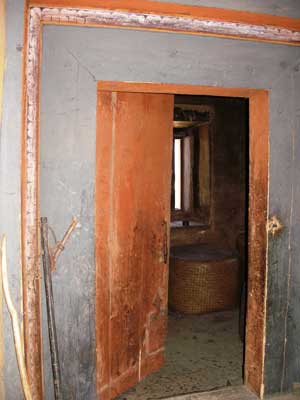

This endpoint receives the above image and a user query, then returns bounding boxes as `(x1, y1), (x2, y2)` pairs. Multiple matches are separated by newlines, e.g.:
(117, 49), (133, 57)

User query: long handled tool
(41, 217), (62, 400)
(40, 216), (78, 400)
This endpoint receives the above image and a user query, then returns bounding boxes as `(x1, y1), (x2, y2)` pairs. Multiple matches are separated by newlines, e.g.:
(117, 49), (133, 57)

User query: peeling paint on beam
(23, 6), (43, 400)
(40, 7), (300, 44)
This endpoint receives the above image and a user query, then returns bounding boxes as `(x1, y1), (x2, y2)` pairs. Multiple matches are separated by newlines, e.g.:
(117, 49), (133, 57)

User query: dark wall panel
(283, 61), (300, 391)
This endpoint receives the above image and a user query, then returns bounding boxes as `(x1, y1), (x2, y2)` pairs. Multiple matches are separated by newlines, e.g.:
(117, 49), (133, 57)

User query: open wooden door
(96, 89), (174, 400)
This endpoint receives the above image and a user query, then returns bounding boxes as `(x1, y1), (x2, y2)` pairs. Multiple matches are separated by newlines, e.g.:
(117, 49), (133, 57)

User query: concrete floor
(117, 309), (244, 400)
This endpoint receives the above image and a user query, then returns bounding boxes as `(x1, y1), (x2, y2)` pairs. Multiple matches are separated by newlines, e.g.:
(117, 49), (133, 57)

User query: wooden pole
(0, 235), (33, 400)
(51, 217), (77, 271)
(40, 218), (62, 400)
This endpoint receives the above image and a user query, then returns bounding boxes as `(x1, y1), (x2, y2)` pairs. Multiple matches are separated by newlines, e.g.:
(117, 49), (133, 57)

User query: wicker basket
(168, 245), (240, 314)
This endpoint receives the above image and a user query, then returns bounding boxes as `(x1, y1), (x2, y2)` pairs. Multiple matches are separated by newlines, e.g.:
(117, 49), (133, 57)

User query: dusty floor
(161, 386), (300, 399)
(117, 309), (244, 400)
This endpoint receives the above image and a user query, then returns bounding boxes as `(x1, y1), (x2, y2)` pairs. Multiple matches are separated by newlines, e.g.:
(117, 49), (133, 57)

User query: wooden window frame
(21, 1), (294, 398)
(171, 125), (211, 227)
(171, 135), (184, 213)
(172, 103), (214, 228)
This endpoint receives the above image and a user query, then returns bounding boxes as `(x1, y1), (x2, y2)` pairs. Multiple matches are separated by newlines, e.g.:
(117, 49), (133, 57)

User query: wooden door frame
(96, 81), (269, 400)
(21, 2), (276, 398)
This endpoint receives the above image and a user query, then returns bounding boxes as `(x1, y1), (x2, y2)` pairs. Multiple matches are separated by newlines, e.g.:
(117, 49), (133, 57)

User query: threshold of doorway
(163, 385), (300, 400)
(163, 386), (257, 400)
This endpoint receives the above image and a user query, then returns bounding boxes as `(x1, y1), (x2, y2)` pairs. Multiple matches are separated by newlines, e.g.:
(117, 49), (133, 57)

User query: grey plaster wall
(40, 24), (300, 399)
(40, 31), (97, 400)
(1, 1), (300, 399)
(265, 56), (300, 394)
(0, 1), (25, 399)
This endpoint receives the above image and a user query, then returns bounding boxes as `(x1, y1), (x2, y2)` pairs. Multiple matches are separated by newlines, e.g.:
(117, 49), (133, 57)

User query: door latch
(161, 220), (169, 264)
(267, 215), (283, 237)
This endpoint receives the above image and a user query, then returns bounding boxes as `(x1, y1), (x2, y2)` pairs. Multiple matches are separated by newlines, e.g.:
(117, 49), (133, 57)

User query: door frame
(96, 81), (269, 399)
(21, 3), (274, 398)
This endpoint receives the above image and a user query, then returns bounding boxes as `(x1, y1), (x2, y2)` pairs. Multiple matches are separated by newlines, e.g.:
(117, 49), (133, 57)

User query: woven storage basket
(169, 245), (240, 314)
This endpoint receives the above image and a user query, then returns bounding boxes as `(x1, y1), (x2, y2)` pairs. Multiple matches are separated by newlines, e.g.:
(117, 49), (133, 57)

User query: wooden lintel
(34, 5), (300, 46)
(29, 0), (300, 32)
(28, 0), (300, 45)
(97, 81), (264, 98)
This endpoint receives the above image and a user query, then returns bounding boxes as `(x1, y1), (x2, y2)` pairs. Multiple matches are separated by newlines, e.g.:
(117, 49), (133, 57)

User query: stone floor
(164, 386), (300, 399)
(117, 309), (244, 400)
(267, 395), (300, 400)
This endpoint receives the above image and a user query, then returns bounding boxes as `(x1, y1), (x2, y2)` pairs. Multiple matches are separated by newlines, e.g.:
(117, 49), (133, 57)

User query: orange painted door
(96, 90), (174, 400)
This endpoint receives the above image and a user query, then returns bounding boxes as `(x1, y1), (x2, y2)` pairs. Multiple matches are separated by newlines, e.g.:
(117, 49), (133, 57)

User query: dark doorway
(116, 95), (249, 399)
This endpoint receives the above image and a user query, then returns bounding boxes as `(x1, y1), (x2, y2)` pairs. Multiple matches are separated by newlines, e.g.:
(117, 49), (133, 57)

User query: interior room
(116, 95), (249, 399)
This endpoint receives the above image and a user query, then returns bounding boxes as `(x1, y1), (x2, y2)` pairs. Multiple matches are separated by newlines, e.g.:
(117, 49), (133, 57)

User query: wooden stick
(0, 235), (33, 400)
(53, 217), (78, 261)
(51, 217), (78, 271)
(40, 218), (62, 400)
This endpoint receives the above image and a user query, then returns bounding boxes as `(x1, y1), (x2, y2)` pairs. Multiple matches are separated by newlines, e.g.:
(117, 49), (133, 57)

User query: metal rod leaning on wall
(0, 235), (33, 400)
(40, 217), (62, 400)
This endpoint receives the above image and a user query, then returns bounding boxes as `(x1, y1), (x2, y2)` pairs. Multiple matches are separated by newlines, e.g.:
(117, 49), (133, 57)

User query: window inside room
(171, 104), (213, 227)
(173, 138), (182, 210)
